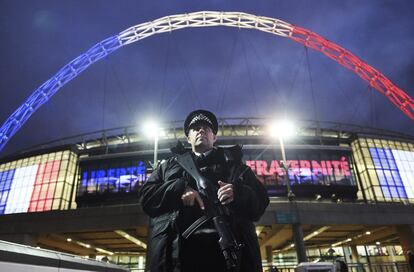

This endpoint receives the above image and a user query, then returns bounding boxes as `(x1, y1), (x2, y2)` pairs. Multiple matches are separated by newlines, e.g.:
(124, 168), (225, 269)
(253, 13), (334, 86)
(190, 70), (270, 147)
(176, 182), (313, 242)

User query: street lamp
(142, 119), (163, 270)
(143, 120), (162, 169)
(270, 119), (307, 263)
(270, 119), (296, 200)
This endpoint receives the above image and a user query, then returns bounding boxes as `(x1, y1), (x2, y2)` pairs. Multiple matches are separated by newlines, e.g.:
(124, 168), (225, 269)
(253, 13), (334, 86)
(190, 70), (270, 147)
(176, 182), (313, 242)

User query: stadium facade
(0, 118), (413, 271)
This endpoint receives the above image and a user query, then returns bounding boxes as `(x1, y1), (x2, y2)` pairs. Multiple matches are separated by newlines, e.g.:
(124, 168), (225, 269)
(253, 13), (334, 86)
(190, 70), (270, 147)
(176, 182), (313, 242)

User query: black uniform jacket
(139, 144), (270, 272)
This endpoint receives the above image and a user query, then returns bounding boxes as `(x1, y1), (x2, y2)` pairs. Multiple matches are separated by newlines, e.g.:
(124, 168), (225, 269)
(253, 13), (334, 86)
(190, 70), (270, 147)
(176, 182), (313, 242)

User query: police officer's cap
(184, 109), (218, 136)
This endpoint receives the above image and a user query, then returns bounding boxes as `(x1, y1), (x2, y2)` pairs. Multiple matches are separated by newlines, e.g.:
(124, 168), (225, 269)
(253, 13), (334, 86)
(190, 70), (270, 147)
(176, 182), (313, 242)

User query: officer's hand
(218, 181), (234, 205)
(181, 187), (205, 210)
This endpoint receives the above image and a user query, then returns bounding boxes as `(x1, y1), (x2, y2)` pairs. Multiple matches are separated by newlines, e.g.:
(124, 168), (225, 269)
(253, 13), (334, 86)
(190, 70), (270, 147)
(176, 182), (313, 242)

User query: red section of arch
(290, 26), (414, 121)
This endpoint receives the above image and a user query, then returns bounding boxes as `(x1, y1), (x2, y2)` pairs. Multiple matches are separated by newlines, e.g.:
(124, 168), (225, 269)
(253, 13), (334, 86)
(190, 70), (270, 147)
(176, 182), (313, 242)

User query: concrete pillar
(396, 225), (414, 264)
(292, 223), (307, 263)
(386, 246), (396, 262)
(364, 246), (371, 266)
(350, 245), (360, 263)
(343, 246), (352, 263)
(145, 217), (153, 271)
(266, 245), (273, 266)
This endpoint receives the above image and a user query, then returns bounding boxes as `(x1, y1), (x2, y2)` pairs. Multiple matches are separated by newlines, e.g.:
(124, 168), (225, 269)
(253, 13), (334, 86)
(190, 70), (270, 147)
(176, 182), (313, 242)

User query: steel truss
(13, 117), (412, 156)
(1, 11), (413, 153)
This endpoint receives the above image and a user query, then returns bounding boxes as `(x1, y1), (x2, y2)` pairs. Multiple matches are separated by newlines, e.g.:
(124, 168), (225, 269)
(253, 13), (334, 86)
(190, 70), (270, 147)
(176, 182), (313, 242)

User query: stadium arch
(1, 11), (413, 153)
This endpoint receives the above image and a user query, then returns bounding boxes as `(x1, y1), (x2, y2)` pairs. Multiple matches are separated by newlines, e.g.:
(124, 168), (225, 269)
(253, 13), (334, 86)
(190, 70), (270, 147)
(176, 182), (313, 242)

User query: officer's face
(187, 123), (217, 153)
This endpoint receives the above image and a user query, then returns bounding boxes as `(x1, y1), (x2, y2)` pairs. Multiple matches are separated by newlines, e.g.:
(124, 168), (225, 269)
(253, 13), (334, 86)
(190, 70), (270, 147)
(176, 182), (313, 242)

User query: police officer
(140, 109), (269, 272)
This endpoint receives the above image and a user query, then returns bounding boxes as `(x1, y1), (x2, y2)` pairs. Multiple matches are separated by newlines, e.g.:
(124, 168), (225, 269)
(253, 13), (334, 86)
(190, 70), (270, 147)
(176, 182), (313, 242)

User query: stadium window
(56, 182), (64, 197)
(52, 161), (60, 171)
(388, 158), (397, 170)
(362, 148), (371, 158)
(44, 199), (53, 210)
(380, 185), (390, 199)
(52, 198), (60, 209)
(31, 185), (41, 199)
(360, 172), (368, 189)
(63, 185), (70, 200)
(389, 186), (399, 199)
(392, 171), (403, 186)
(61, 160), (69, 170)
(366, 187), (374, 200)
(39, 186), (47, 199)
(41, 154), (48, 163)
(46, 183), (56, 199)
(48, 153), (55, 160)
(22, 158), (29, 167)
(383, 170), (395, 186)
(397, 186), (407, 199)
(37, 200), (45, 211)
(402, 143), (409, 151)
(62, 151), (70, 159)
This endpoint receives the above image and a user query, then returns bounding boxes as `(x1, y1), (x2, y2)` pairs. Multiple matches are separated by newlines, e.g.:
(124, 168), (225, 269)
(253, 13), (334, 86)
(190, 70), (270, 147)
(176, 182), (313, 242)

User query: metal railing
(262, 262), (410, 272)
(6, 117), (413, 159)
(348, 262), (410, 272)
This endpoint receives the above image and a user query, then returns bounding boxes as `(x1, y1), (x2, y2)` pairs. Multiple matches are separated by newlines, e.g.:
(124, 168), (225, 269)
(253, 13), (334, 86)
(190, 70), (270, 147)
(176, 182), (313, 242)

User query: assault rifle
(176, 152), (242, 271)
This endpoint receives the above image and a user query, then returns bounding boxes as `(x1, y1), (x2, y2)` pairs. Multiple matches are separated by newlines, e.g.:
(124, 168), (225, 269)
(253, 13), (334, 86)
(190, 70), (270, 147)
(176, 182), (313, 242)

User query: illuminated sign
(247, 157), (351, 176)
(243, 148), (357, 198)
(370, 148), (414, 199)
(246, 156), (353, 186)
(79, 161), (146, 194)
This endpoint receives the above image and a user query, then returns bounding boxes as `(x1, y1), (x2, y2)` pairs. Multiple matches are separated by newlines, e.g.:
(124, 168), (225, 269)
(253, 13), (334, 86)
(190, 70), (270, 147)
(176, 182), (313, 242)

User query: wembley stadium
(1, 6), (414, 272)
(0, 117), (413, 271)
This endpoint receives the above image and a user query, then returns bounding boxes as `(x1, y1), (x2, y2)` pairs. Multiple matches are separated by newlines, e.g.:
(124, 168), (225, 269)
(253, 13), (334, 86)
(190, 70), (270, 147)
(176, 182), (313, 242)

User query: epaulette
(170, 140), (190, 155)
(222, 145), (243, 164)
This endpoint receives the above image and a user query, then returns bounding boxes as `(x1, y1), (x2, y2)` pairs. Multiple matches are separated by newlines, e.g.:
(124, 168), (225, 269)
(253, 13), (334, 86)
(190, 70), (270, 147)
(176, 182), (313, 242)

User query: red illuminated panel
(29, 160), (61, 212)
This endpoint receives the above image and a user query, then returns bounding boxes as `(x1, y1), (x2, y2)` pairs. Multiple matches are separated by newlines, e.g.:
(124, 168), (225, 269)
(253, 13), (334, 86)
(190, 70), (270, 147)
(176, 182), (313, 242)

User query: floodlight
(143, 120), (161, 139)
(270, 119), (296, 139)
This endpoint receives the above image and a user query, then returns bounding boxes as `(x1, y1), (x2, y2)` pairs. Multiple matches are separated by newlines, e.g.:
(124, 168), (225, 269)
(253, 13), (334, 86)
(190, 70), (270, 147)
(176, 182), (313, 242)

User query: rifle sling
(176, 153), (214, 239)
(181, 214), (213, 239)
(175, 153), (205, 185)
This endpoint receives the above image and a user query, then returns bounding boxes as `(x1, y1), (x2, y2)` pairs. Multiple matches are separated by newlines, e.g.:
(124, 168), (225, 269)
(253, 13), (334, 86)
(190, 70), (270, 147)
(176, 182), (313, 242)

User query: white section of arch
(118, 11), (294, 45)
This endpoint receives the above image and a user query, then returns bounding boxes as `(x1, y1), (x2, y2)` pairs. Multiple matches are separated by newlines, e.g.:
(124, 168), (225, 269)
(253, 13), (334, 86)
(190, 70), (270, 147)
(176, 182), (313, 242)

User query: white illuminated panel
(391, 150), (414, 199)
(4, 165), (38, 214)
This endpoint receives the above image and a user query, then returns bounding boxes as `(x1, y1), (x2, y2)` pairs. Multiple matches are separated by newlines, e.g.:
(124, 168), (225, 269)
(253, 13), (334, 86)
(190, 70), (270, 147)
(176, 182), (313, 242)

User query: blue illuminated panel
(79, 161), (146, 195)
(369, 148), (414, 199)
(0, 169), (15, 214)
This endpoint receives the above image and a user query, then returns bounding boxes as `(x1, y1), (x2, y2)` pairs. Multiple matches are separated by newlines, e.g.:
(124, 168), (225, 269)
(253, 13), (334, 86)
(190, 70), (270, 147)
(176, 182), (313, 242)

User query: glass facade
(351, 138), (414, 203)
(1, 135), (412, 213)
(0, 150), (78, 214)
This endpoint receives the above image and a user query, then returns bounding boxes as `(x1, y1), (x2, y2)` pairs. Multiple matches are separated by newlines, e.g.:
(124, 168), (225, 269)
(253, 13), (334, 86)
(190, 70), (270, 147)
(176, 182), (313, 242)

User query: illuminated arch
(1, 11), (413, 152)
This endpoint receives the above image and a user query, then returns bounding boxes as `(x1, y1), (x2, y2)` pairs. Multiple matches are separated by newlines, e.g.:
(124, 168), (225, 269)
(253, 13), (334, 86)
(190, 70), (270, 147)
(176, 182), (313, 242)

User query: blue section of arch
(0, 34), (122, 152)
